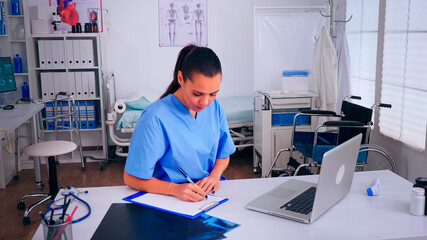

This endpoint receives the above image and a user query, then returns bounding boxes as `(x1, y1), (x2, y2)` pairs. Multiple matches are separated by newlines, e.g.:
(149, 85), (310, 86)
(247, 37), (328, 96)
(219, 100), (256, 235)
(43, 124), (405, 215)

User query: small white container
(31, 19), (51, 34)
(282, 70), (309, 92)
(410, 187), (425, 216)
(282, 76), (309, 92)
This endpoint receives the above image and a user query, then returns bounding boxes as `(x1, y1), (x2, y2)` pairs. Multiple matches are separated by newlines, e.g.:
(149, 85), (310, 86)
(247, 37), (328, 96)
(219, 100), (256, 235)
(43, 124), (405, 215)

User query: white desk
(0, 103), (44, 188)
(32, 170), (427, 239)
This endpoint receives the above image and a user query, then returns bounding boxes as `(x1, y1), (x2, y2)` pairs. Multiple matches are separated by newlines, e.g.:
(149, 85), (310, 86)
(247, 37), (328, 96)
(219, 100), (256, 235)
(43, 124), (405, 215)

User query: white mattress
(217, 96), (253, 125)
(116, 95), (254, 130)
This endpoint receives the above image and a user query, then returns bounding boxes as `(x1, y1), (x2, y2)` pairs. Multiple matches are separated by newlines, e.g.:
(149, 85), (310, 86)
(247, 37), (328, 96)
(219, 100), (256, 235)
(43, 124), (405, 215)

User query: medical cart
(253, 91), (318, 176)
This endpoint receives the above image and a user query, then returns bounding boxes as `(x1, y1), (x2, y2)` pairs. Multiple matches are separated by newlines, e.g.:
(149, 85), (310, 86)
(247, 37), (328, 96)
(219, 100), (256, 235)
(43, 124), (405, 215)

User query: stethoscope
(44, 185), (92, 224)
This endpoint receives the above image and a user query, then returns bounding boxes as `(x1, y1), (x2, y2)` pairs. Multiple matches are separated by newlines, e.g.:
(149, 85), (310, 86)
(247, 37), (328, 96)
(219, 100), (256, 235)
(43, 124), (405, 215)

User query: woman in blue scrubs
(124, 44), (236, 202)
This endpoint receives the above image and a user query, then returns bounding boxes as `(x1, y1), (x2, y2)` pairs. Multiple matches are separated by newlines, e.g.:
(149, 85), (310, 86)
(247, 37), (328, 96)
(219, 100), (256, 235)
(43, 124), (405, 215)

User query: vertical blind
(380, 0), (427, 151)
(346, 0), (426, 151)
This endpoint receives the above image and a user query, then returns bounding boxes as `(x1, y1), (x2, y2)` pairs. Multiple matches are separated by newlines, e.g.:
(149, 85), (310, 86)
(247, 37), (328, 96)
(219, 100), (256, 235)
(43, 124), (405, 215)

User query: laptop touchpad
(268, 188), (297, 199)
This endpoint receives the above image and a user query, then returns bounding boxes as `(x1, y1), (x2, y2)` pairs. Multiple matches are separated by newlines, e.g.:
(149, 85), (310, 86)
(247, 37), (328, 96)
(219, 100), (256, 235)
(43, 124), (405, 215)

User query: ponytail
(160, 44), (222, 99)
(160, 45), (197, 99)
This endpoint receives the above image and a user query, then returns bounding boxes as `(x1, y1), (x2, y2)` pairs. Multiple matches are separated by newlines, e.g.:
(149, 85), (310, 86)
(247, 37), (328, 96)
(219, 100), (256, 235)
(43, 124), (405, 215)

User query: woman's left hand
(196, 175), (221, 194)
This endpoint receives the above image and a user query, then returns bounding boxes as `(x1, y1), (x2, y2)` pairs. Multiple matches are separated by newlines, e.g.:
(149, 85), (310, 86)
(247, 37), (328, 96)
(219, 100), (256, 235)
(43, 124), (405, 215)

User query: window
(346, 0), (427, 151)
(380, 0), (427, 151)
(345, 0), (379, 108)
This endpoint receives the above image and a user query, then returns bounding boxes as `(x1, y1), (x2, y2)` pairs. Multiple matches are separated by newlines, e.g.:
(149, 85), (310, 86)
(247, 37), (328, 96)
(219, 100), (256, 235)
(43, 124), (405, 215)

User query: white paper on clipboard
(124, 192), (227, 218)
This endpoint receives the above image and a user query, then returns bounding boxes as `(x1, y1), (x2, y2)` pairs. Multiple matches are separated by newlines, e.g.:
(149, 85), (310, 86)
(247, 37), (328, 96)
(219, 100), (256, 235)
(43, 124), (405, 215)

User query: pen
(61, 195), (67, 221)
(177, 167), (208, 200)
(49, 206), (55, 225)
(53, 205), (78, 240)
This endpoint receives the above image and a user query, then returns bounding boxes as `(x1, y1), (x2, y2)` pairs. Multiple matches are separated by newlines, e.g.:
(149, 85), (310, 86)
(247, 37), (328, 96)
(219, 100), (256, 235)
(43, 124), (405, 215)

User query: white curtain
(254, 8), (325, 91)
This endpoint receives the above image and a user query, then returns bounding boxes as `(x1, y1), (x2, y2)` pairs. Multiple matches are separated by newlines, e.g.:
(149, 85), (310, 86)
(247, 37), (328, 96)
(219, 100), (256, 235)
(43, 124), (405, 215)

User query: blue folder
(86, 100), (97, 129)
(45, 102), (55, 130)
(123, 191), (229, 219)
(77, 101), (87, 129)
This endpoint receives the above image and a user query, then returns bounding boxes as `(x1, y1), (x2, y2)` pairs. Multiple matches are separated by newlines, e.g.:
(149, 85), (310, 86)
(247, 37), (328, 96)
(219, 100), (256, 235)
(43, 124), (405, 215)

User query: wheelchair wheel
(359, 144), (398, 174)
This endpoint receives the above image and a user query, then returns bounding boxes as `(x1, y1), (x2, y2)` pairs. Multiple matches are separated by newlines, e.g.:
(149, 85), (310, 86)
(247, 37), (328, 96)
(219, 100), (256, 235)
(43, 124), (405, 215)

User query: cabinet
(0, 0), (29, 102)
(28, 33), (107, 162)
(253, 91), (318, 177)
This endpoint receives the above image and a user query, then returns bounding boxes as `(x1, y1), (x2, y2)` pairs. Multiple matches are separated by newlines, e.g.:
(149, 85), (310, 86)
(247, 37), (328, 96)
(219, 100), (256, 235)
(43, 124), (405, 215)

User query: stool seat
(24, 141), (77, 157)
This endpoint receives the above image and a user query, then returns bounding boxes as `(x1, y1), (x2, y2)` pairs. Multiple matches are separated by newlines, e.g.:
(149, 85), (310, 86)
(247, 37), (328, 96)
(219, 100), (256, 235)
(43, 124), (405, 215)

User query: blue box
(272, 112), (310, 126)
(44, 102), (55, 130)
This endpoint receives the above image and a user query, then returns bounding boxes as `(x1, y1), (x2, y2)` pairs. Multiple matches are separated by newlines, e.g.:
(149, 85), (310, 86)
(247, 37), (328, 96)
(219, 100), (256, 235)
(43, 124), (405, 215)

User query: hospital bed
(104, 72), (254, 161)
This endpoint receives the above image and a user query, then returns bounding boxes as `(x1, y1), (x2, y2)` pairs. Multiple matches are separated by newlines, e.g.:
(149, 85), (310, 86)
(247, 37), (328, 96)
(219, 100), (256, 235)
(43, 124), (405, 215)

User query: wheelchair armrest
(349, 95), (362, 100)
(379, 103), (392, 108)
(323, 120), (365, 127)
(300, 109), (338, 116)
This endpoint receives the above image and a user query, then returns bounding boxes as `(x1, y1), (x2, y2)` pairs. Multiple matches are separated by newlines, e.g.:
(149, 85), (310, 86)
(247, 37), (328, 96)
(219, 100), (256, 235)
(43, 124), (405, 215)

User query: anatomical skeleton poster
(159, 0), (207, 47)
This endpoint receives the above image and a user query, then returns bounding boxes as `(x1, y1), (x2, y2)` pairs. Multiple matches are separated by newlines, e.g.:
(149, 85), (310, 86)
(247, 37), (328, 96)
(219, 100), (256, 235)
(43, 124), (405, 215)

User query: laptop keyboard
(280, 187), (316, 215)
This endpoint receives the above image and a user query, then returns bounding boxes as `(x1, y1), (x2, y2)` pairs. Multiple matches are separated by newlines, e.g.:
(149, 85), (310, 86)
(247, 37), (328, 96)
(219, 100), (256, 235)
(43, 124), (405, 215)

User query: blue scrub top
(125, 94), (236, 183)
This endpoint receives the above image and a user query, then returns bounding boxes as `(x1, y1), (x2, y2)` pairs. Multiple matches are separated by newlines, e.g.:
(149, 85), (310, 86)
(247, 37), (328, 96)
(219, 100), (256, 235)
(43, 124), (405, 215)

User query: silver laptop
(246, 134), (362, 224)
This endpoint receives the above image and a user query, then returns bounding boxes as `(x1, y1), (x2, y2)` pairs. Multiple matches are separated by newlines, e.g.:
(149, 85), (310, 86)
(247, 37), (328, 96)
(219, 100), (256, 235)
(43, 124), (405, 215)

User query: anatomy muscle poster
(159, 0), (207, 47)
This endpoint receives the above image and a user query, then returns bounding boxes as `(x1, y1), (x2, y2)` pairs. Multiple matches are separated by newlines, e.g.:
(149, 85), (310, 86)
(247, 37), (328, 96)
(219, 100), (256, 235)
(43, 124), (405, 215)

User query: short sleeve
(216, 106), (236, 159)
(124, 110), (167, 179)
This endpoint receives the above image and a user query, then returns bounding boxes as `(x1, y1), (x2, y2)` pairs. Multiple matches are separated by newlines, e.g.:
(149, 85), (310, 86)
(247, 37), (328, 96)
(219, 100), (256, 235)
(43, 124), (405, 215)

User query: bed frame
(103, 72), (253, 160)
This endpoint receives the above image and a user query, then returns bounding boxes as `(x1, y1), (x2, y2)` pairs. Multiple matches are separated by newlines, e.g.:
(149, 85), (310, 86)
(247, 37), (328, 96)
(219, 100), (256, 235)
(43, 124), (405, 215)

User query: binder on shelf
(67, 72), (76, 97)
(65, 40), (74, 68)
(86, 40), (94, 67)
(51, 40), (60, 68)
(81, 71), (90, 99)
(72, 104), (78, 128)
(38, 40), (47, 68)
(72, 40), (81, 68)
(61, 101), (71, 129)
(47, 72), (55, 99)
(58, 40), (66, 68)
(59, 72), (69, 94)
(44, 40), (53, 68)
(77, 101), (88, 129)
(55, 100), (63, 129)
(86, 100), (97, 129)
(88, 71), (96, 99)
(0, 1), (5, 36)
(40, 72), (49, 100)
(45, 102), (55, 130)
(74, 72), (83, 100)
(53, 72), (61, 96)
(79, 40), (88, 67)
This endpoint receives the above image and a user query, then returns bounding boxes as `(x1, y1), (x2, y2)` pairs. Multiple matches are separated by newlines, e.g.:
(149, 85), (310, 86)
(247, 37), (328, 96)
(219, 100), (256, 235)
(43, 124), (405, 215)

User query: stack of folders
(77, 100), (97, 129)
(44, 100), (97, 130)
(41, 71), (96, 100)
(0, 1), (5, 35)
(37, 39), (94, 69)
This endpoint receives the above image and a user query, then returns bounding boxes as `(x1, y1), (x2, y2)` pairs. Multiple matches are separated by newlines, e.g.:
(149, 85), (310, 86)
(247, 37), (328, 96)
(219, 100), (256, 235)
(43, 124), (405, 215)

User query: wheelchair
(265, 96), (397, 177)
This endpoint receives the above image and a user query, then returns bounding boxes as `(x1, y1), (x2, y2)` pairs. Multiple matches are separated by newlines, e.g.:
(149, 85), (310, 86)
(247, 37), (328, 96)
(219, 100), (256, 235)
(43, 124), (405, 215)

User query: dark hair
(160, 44), (222, 99)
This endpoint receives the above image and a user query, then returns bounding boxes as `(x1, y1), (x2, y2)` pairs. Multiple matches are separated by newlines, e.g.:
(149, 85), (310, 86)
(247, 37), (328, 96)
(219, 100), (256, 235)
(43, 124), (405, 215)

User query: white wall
(101, 0), (327, 101)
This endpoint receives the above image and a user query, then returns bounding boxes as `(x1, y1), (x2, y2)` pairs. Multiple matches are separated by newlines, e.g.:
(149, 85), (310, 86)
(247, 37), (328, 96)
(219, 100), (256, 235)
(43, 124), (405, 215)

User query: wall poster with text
(159, 0), (207, 47)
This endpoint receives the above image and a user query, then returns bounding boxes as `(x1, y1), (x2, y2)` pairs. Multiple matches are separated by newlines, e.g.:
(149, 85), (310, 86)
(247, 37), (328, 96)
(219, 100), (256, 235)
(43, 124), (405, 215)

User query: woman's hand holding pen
(169, 183), (207, 202)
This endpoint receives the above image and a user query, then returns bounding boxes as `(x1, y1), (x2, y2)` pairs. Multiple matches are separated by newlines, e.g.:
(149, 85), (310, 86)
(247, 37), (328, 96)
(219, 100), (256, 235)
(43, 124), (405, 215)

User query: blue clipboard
(123, 191), (229, 219)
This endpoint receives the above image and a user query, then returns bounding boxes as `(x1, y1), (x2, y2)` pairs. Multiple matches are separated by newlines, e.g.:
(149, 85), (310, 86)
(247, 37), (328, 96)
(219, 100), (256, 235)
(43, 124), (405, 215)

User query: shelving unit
(27, 33), (107, 162)
(0, 0), (28, 102)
